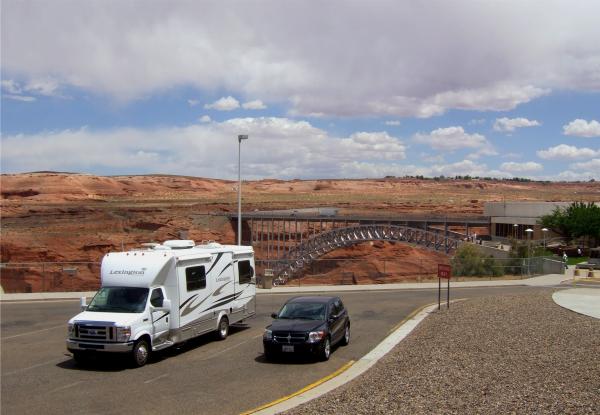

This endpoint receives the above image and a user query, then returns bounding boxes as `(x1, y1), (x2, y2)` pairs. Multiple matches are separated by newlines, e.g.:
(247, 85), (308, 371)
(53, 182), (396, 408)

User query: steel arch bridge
(272, 224), (462, 283)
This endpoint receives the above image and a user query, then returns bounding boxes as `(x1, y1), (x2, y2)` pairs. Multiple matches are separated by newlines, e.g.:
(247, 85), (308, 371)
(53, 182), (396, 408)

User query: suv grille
(273, 331), (306, 344)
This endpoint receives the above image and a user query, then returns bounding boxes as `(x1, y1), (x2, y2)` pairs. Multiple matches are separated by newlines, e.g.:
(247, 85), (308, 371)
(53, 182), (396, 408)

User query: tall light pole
(525, 228), (533, 275)
(542, 227), (548, 250)
(237, 134), (248, 245)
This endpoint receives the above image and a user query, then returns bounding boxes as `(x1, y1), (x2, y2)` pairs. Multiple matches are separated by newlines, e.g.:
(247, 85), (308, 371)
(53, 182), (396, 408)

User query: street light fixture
(237, 134), (249, 246)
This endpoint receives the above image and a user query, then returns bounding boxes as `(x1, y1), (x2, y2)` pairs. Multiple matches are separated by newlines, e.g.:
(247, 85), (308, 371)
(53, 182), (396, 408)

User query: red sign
(438, 264), (451, 279)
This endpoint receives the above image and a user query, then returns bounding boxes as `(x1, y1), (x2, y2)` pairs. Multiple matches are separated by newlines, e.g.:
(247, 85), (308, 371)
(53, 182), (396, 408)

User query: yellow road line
(240, 359), (355, 415)
(387, 301), (437, 335)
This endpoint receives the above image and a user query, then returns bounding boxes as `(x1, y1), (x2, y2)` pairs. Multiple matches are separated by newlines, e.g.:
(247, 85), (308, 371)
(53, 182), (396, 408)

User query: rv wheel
(72, 351), (87, 365)
(216, 316), (229, 340)
(132, 338), (150, 367)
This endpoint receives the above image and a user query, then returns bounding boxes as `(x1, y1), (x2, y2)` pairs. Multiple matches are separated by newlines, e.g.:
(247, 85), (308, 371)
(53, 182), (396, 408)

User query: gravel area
(286, 290), (600, 414)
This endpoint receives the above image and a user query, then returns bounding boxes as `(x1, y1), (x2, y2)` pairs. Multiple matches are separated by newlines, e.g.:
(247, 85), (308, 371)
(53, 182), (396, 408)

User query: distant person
(563, 252), (568, 269)
(577, 247), (582, 256)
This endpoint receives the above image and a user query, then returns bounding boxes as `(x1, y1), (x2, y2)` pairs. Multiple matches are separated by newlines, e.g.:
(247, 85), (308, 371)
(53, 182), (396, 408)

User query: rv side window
(186, 266), (206, 291)
(238, 260), (254, 284)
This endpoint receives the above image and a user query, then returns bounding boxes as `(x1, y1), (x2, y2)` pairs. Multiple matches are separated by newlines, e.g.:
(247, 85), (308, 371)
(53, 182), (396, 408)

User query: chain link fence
(1, 256), (565, 293)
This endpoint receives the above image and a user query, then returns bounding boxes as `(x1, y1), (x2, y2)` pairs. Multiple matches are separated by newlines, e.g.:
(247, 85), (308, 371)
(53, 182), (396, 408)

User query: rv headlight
(67, 323), (74, 336)
(263, 329), (272, 341)
(116, 326), (131, 342)
(307, 331), (325, 343)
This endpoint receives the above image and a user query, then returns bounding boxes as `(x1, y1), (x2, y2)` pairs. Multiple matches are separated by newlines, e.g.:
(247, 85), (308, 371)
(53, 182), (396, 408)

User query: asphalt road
(1, 286), (538, 415)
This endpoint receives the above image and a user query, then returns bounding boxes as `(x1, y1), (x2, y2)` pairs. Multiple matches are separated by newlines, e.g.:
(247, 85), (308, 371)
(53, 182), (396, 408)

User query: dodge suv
(263, 296), (350, 361)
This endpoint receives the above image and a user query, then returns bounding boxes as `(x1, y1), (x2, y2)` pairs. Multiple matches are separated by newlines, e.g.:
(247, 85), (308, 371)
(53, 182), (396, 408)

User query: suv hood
(269, 319), (324, 332)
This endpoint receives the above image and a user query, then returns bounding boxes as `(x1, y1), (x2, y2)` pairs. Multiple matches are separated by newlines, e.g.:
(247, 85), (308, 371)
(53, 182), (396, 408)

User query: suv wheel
(341, 324), (350, 346)
(320, 337), (331, 361)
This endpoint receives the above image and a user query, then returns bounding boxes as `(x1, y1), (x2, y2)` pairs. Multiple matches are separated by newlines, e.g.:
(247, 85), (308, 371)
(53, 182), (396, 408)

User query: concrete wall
(484, 202), (571, 218)
(543, 258), (565, 274)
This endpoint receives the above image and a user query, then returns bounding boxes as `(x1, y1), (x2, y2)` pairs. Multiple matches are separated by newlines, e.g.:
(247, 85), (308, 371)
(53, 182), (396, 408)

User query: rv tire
(72, 351), (87, 365)
(132, 338), (150, 367)
(216, 316), (229, 340)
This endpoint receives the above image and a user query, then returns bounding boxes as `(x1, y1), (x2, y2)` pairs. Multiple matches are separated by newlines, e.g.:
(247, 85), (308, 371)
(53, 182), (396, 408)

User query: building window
(238, 260), (254, 285)
(186, 266), (206, 291)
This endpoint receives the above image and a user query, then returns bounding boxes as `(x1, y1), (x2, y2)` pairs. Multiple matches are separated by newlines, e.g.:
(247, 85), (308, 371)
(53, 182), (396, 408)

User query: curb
(245, 302), (439, 415)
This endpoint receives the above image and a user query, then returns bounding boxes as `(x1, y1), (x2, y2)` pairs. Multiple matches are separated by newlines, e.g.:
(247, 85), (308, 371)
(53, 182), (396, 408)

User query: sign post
(437, 264), (451, 309)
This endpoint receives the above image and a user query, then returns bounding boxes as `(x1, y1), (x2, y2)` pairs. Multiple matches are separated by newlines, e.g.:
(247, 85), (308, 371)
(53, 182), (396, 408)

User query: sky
(1, 1), (599, 181)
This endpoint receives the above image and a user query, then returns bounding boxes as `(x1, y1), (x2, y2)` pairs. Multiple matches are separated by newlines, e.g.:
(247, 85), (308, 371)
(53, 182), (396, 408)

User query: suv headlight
(116, 326), (131, 342)
(68, 323), (74, 337)
(263, 329), (272, 341)
(308, 330), (325, 343)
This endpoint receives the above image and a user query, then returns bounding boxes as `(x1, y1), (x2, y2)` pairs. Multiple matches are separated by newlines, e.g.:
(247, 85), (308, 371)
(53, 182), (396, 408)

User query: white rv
(66, 240), (256, 367)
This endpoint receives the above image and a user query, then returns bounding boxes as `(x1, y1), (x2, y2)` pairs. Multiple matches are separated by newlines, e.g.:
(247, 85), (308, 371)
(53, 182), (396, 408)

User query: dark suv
(263, 296), (350, 361)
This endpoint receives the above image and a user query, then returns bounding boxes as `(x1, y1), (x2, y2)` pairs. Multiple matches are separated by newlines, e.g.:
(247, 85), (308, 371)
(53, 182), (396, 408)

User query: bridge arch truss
(271, 224), (463, 281)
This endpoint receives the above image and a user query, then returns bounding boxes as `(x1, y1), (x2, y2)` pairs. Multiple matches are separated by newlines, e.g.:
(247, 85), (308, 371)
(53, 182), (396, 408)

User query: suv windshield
(278, 302), (326, 320)
(87, 287), (149, 313)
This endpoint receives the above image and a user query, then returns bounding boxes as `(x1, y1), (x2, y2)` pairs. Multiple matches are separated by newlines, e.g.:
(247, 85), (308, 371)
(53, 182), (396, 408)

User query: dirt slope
(1, 172), (597, 291)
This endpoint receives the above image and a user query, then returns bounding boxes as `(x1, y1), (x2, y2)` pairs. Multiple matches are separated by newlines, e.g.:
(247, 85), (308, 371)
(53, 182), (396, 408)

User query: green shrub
(451, 244), (504, 277)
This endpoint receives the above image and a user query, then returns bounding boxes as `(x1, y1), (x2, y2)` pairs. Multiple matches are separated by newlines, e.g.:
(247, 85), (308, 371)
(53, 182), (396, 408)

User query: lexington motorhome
(67, 240), (256, 367)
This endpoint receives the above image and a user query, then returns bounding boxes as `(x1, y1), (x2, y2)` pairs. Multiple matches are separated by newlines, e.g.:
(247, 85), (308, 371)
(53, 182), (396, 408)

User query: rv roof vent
(203, 242), (222, 248)
(141, 243), (159, 249)
(163, 240), (196, 249)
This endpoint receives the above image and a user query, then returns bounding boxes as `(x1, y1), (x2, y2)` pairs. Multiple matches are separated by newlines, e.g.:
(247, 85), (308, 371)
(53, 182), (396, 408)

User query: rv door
(150, 287), (170, 340)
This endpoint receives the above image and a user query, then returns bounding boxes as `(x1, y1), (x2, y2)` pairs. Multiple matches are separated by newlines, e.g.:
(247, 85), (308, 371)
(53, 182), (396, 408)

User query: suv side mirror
(271, 313), (278, 319)
(80, 297), (87, 312)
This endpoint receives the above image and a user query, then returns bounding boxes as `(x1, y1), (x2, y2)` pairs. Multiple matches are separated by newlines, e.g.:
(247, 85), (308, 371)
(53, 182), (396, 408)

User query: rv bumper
(67, 339), (135, 353)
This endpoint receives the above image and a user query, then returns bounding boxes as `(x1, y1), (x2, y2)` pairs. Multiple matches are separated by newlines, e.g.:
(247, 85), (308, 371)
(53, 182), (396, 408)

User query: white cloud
(500, 161), (543, 172)
(429, 160), (510, 178)
(413, 126), (489, 151)
(1, 78), (59, 101)
(24, 78), (60, 96)
(555, 170), (599, 181)
(2, 79), (22, 94)
(537, 144), (600, 160)
(204, 96), (240, 111)
(0, 117), (408, 179)
(563, 119), (600, 137)
(570, 158), (600, 173)
(188, 99), (199, 106)
(4, 94), (36, 102)
(493, 117), (541, 132)
(242, 100), (266, 110)
(384, 120), (401, 126)
(469, 119), (486, 125)
(198, 115), (211, 123)
(3, 2), (600, 116)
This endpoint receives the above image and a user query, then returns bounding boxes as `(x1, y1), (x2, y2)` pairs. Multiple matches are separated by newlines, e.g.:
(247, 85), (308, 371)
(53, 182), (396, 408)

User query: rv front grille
(74, 324), (111, 341)
(272, 331), (307, 344)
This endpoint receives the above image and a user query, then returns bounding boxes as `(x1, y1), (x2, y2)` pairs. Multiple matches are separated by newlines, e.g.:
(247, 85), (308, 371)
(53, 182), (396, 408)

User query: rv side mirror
(153, 299), (171, 312)
(80, 297), (87, 312)
(271, 313), (278, 319)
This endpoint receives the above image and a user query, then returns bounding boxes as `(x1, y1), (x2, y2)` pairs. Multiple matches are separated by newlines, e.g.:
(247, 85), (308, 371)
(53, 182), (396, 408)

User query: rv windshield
(87, 287), (149, 313)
